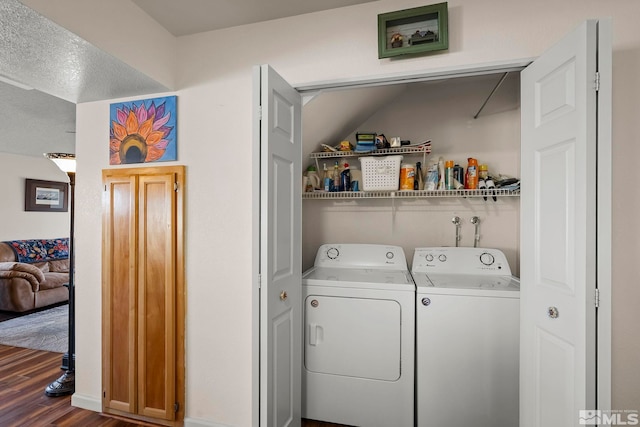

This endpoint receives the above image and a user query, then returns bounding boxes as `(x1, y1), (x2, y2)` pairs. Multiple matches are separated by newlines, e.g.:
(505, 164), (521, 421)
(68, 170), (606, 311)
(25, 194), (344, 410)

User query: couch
(0, 238), (70, 312)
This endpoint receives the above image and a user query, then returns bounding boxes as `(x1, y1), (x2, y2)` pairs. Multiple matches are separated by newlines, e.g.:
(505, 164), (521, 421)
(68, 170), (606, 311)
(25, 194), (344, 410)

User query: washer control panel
(314, 244), (407, 270)
(411, 247), (512, 275)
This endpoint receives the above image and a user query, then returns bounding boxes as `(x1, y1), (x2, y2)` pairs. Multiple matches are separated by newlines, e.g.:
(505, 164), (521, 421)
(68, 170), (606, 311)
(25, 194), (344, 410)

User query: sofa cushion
(0, 243), (16, 263)
(49, 259), (69, 273)
(34, 262), (50, 273)
(0, 262), (45, 290)
(39, 272), (69, 290)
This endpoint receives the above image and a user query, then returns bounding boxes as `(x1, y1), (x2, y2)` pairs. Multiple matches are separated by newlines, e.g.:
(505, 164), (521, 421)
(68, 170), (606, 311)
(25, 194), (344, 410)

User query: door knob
(547, 306), (559, 318)
(280, 291), (288, 301)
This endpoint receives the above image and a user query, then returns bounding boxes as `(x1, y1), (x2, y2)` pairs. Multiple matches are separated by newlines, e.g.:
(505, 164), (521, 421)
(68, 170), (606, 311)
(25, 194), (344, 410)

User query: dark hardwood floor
(0, 344), (346, 427)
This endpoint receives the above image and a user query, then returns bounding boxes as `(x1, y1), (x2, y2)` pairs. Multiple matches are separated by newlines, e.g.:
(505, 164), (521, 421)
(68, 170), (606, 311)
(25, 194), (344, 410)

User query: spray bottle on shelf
(341, 163), (351, 192)
(453, 164), (464, 188)
(332, 161), (341, 192)
(323, 163), (331, 192)
(445, 160), (454, 190)
(416, 162), (424, 190)
(437, 157), (445, 190)
(465, 157), (479, 189)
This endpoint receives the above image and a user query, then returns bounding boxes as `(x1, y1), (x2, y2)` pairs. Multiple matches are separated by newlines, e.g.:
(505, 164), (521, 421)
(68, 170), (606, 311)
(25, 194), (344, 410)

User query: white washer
(302, 243), (415, 427)
(411, 247), (520, 427)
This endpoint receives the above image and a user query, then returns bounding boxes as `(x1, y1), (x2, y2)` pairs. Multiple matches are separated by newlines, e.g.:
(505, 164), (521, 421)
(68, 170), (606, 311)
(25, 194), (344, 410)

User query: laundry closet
(260, 19), (608, 427)
(301, 70), (522, 272)
(298, 69), (523, 427)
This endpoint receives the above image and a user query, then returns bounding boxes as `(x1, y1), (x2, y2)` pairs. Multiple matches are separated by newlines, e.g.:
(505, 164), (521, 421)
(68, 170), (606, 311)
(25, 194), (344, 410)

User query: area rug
(0, 305), (68, 352)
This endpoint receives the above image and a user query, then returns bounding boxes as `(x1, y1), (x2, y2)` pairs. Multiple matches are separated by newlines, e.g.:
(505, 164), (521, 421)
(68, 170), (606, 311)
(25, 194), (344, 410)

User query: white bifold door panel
(258, 64), (302, 427)
(520, 19), (608, 427)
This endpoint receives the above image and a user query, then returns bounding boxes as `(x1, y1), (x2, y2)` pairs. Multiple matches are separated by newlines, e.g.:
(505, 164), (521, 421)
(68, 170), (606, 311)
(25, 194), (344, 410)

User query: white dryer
(411, 247), (520, 427)
(302, 243), (415, 427)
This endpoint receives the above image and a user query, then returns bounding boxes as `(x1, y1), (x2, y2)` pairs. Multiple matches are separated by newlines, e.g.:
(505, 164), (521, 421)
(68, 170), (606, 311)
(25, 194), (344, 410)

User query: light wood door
(520, 20), (604, 426)
(102, 173), (137, 414)
(102, 166), (184, 425)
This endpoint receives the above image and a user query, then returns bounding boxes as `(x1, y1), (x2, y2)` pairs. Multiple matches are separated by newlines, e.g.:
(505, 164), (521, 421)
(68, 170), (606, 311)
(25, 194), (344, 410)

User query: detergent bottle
(323, 163), (331, 191)
(465, 157), (478, 189)
(332, 161), (341, 191)
(340, 163), (351, 192)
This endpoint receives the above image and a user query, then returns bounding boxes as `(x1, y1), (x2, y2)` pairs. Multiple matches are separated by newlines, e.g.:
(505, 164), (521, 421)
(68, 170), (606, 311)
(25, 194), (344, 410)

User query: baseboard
(71, 393), (102, 412)
(71, 398), (234, 427)
(184, 417), (233, 427)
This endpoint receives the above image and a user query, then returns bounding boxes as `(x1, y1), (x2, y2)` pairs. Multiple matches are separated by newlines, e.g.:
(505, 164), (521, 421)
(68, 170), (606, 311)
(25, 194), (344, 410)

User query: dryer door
(304, 295), (401, 381)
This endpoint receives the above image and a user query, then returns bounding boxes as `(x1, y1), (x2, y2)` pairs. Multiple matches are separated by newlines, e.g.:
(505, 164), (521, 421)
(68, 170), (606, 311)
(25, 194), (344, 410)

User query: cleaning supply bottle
(400, 163), (416, 190)
(479, 164), (489, 181)
(306, 165), (321, 190)
(445, 160), (454, 190)
(426, 163), (439, 190)
(453, 164), (464, 188)
(416, 162), (424, 190)
(437, 157), (445, 190)
(466, 157), (478, 189)
(323, 163), (331, 192)
(340, 163), (351, 192)
(332, 161), (341, 191)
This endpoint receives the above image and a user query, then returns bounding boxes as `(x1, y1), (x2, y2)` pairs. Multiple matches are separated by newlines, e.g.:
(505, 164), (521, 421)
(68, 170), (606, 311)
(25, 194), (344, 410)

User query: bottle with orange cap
(445, 160), (455, 190)
(465, 158), (479, 189)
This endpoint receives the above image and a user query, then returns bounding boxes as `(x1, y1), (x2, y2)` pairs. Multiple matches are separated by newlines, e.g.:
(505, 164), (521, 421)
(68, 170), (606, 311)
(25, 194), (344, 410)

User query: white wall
(67, 0), (640, 425)
(0, 153), (70, 241)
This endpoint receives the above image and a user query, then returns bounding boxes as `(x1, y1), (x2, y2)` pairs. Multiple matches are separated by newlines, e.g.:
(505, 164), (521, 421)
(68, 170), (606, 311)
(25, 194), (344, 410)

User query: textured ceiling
(0, 0), (169, 158)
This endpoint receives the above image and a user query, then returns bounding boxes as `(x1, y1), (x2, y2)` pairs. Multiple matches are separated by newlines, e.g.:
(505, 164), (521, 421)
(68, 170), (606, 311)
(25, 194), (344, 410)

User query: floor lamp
(43, 153), (76, 397)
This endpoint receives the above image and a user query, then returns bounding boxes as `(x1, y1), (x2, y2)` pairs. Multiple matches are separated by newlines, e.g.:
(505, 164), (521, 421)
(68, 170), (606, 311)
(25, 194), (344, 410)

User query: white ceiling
(132, 0), (379, 37)
(0, 0), (379, 158)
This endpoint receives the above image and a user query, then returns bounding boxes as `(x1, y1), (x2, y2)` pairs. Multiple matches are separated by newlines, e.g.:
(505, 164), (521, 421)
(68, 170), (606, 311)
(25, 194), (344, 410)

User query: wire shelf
(302, 188), (520, 200)
(309, 145), (431, 159)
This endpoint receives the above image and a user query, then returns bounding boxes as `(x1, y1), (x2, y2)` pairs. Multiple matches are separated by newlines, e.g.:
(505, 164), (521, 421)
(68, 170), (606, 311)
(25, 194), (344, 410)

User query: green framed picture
(378, 2), (448, 59)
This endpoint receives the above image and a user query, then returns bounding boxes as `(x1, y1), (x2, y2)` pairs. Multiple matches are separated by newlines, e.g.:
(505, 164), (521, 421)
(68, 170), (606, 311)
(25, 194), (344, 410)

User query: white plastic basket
(358, 155), (403, 191)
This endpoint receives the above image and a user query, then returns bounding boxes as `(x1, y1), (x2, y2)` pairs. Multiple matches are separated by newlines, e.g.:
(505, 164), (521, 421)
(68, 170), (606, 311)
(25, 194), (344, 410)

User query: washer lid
(413, 272), (519, 297)
(303, 266), (415, 291)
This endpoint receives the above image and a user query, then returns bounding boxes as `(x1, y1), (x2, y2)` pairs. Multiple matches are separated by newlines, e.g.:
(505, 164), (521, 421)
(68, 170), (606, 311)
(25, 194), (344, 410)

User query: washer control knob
(326, 247), (339, 259)
(438, 254), (447, 262)
(386, 251), (394, 259)
(421, 297), (431, 306)
(425, 254), (434, 262)
(480, 252), (495, 266)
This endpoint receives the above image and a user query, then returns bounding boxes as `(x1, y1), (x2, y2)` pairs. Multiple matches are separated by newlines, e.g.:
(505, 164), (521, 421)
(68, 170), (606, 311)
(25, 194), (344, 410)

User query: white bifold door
(520, 19), (610, 427)
(257, 64), (303, 427)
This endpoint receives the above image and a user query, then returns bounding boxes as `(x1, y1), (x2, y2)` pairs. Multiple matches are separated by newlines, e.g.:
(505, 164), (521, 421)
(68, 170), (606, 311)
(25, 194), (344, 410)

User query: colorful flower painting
(109, 95), (177, 165)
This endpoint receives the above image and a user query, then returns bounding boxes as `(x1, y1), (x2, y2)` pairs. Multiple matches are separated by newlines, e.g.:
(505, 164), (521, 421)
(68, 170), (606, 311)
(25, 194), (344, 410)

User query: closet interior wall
(302, 73), (522, 274)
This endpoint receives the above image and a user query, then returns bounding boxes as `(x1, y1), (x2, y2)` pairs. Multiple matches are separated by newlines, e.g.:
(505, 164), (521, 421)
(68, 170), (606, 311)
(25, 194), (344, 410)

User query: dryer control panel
(412, 247), (512, 275)
(314, 243), (408, 271)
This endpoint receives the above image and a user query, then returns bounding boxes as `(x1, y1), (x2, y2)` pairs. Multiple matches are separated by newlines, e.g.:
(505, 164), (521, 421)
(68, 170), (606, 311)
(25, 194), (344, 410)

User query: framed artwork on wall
(109, 95), (177, 165)
(378, 2), (449, 59)
(25, 179), (68, 212)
